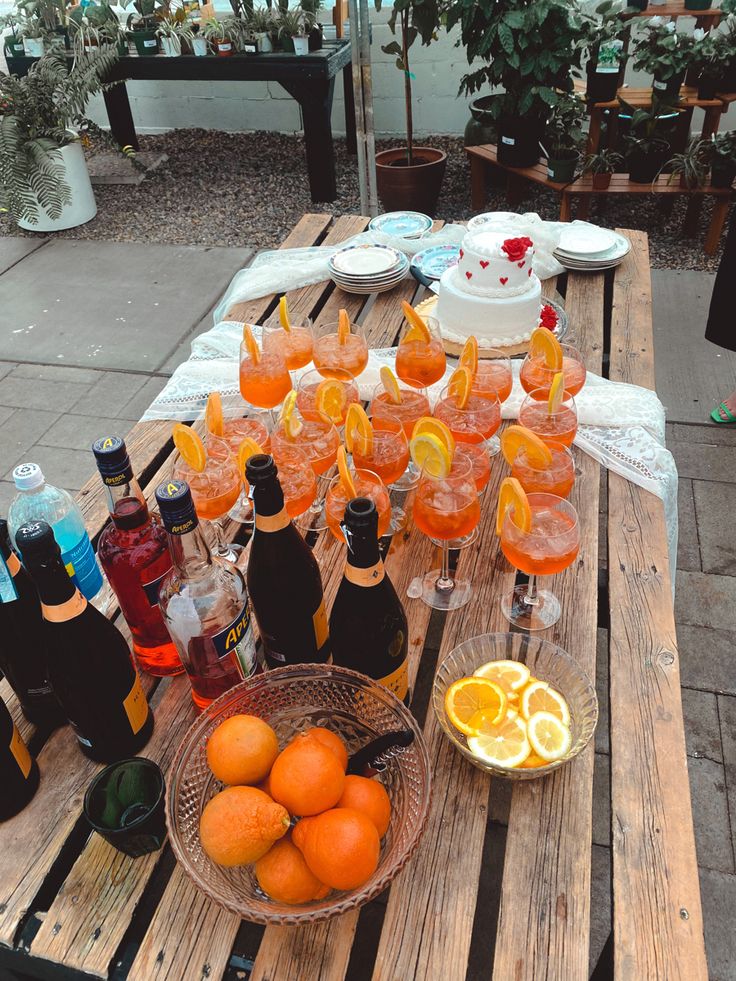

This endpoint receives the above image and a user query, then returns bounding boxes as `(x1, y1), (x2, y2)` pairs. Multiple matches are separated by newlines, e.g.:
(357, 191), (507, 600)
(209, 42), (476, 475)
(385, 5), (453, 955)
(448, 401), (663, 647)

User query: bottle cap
(15, 521), (59, 563)
(155, 479), (197, 535)
(344, 497), (378, 529)
(92, 436), (132, 486)
(245, 453), (277, 484)
(13, 463), (44, 491)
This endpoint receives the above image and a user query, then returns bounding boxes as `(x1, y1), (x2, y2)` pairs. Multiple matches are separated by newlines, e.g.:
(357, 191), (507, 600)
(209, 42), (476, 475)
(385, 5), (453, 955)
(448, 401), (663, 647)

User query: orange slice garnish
(448, 365), (473, 410)
(445, 677), (508, 736)
(380, 366), (402, 405)
(529, 327), (563, 370)
(496, 477), (532, 536)
(173, 423), (206, 473)
(278, 295), (291, 332)
(337, 308), (351, 344)
(344, 403), (373, 456)
(279, 390), (303, 440)
(336, 446), (357, 497)
(237, 436), (263, 483)
(411, 416), (455, 458)
(205, 391), (224, 437)
(500, 425), (553, 468)
(548, 371), (565, 413)
(315, 378), (347, 424)
(459, 336), (479, 375)
(242, 323), (260, 364)
(401, 300), (431, 343)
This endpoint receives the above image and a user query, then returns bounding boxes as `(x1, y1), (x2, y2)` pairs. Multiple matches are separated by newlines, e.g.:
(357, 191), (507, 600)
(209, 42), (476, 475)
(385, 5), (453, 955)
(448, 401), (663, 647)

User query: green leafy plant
(582, 147), (623, 174)
(374, 0), (442, 164)
(619, 94), (680, 147)
(247, 4), (274, 33)
(121, 0), (162, 32)
(68, 2), (125, 51)
(0, 47), (125, 225)
(579, 0), (627, 68)
(276, 6), (309, 38)
(706, 130), (736, 166)
(690, 28), (721, 82)
(156, 16), (193, 39)
(663, 137), (710, 188)
(544, 91), (587, 157)
(632, 17), (694, 81)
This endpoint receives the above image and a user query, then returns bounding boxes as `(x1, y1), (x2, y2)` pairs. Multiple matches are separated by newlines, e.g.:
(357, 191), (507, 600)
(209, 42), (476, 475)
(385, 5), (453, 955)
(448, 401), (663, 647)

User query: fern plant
(0, 46), (121, 225)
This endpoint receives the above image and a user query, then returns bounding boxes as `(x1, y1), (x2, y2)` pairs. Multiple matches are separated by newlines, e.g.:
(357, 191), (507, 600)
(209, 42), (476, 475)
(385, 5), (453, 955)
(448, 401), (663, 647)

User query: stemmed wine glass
(296, 367), (360, 426)
(262, 313), (314, 371)
(395, 314), (446, 389)
(520, 342), (586, 398)
(369, 377), (429, 491)
(518, 388), (578, 447)
(239, 324), (292, 418)
(471, 349), (513, 404)
(348, 414), (411, 534)
(312, 316), (369, 379)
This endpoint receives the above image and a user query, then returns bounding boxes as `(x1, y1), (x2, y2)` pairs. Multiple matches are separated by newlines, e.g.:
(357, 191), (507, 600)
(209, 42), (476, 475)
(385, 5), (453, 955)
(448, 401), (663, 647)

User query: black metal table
(9, 39), (356, 202)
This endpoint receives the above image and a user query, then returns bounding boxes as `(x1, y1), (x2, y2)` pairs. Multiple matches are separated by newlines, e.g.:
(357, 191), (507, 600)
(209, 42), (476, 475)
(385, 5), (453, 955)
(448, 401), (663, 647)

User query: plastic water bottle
(8, 463), (105, 604)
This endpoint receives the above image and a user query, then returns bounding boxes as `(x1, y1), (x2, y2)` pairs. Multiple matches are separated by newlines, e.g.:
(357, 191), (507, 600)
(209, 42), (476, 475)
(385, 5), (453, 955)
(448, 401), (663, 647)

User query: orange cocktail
(221, 415), (271, 457)
(271, 445), (318, 519)
(395, 315), (446, 389)
(520, 343), (586, 398)
(370, 383), (430, 440)
(472, 354), (513, 403)
(455, 441), (491, 494)
(434, 386), (501, 442)
(326, 469), (391, 542)
(313, 314), (369, 379)
(262, 318), (314, 371)
(239, 325), (292, 410)
(351, 417), (410, 487)
(296, 368), (360, 425)
(511, 442), (575, 499)
(519, 389), (578, 447)
(271, 418), (340, 477)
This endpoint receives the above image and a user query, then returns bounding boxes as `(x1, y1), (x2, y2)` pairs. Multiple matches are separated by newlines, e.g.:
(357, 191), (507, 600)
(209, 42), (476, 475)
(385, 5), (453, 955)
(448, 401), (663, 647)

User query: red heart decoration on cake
(459, 249), (464, 259)
(518, 261), (525, 269)
(499, 277), (508, 285)
(466, 271), (473, 280)
(528, 268), (533, 277)
(480, 260), (489, 269)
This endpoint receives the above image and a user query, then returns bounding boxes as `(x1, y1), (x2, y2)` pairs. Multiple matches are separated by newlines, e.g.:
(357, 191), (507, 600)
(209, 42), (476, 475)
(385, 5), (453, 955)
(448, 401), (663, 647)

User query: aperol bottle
(93, 437), (182, 677)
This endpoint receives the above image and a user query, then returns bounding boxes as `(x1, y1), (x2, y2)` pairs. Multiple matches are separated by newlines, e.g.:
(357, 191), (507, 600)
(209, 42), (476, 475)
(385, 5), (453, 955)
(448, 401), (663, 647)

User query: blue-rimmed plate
(369, 211), (433, 239)
(411, 244), (461, 282)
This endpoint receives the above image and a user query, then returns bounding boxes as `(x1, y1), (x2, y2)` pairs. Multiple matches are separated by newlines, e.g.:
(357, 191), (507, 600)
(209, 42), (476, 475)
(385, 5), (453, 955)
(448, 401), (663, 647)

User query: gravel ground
(0, 130), (729, 270)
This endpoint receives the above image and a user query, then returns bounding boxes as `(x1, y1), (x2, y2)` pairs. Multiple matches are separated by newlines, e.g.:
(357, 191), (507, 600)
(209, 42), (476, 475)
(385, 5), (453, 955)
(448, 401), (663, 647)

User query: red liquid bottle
(93, 436), (183, 677)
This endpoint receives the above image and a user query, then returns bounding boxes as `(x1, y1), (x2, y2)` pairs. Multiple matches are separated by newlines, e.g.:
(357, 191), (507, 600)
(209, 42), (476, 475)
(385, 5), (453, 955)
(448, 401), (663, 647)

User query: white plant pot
(161, 35), (181, 56)
(192, 35), (208, 55)
(293, 35), (309, 55)
(18, 140), (97, 232)
(23, 36), (45, 56)
(256, 32), (272, 52)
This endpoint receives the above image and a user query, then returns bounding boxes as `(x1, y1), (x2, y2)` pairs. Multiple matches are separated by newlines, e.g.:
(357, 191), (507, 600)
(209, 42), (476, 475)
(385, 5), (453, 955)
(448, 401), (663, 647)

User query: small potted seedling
(663, 138), (710, 189)
(582, 148), (623, 189)
(15, 0), (46, 57)
(277, 6), (309, 54)
(202, 16), (240, 55)
(190, 23), (208, 55)
(1, 14), (28, 59)
(157, 17), (193, 55)
(691, 30), (721, 100)
(122, 0), (160, 54)
(543, 92), (587, 184)
(248, 5), (274, 51)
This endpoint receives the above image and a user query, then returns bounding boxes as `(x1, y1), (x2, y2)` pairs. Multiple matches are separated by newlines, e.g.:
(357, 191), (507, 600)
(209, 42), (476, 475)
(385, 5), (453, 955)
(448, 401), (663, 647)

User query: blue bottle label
(212, 605), (257, 678)
(60, 534), (103, 600)
(141, 568), (170, 607)
(0, 555), (18, 604)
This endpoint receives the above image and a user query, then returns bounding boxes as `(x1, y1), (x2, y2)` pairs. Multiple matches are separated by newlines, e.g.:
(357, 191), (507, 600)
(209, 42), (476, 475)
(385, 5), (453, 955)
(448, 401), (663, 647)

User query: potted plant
(14, 1), (47, 57)
(301, 0), (322, 50)
(157, 16), (193, 55)
(707, 131), (736, 187)
(1, 14), (28, 60)
(619, 94), (680, 182)
(712, 11), (736, 93)
(632, 17), (695, 99)
(0, 47), (124, 230)
(581, 0), (627, 104)
(202, 16), (241, 55)
(68, 2), (127, 56)
(277, 7), (309, 54)
(691, 29), (721, 98)
(582, 148), (623, 188)
(543, 91), (587, 183)
(190, 22), (208, 54)
(663, 137), (710, 188)
(122, 0), (160, 55)
(448, 0), (586, 169)
(248, 5), (274, 51)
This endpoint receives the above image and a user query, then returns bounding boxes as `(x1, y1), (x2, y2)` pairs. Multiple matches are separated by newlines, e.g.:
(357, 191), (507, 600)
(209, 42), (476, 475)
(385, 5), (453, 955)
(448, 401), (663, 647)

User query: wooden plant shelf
(573, 81), (725, 110)
(623, 2), (723, 18)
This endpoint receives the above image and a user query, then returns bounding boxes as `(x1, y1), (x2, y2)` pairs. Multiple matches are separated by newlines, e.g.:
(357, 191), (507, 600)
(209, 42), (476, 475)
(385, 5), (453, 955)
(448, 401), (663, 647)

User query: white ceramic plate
(368, 211), (433, 238)
(555, 232), (630, 264)
(558, 224), (618, 256)
(330, 244), (405, 276)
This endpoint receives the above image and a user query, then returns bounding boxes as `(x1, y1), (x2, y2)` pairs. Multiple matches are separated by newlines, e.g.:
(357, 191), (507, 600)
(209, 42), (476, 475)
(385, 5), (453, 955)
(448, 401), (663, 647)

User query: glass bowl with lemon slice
(433, 633), (597, 780)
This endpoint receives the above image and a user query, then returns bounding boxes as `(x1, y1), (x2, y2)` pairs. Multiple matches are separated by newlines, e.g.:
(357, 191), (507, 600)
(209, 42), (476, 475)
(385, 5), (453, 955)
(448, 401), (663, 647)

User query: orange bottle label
(313, 600), (329, 650)
(6, 551), (20, 577)
(42, 590), (87, 623)
(9, 723), (32, 779)
(377, 660), (409, 701)
(123, 674), (149, 735)
(255, 508), (291, 533)
(345, 561), (385, 587)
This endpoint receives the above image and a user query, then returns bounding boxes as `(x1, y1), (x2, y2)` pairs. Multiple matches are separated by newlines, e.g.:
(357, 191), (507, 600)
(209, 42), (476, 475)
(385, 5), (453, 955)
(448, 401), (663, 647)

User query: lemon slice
(237, 436), (263, 481)
(496, 477), (532, 536)
(444, 677), (509, 737)
(336, 446), (357, 497)
(380, 366), (403, 405)
(410, 431), (451, 478)
(278, 295), (291, 332)
(518, 752), (548, 769)
(527, 711), (572, 762)
(520, 681), (570, 726)
(500, 425), (553, 468)
(459, 336), (479, 375)
(173, 423), (206, 473)
(548, 371), (565, 413)
(205, 391), (224, 437)
(315, 379), (347, 424)
(448, 366), (473, 410)
(472, 659), (531, 693)
(467, 714), (531, 769)
(242, 323), (260, 364)
(466, 690), (508, 731)
(411, 416), (455, 456)
(338, 308), (351, 345)
(279, 390), (303, 440)
(529, 327), (563, 370)
(401, 300), (431, 343)
(344, 403), (373, 456)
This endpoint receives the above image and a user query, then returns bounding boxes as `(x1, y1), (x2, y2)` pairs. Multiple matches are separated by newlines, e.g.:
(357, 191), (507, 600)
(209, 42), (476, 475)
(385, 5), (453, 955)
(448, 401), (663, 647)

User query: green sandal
(711, 402), (736, 424)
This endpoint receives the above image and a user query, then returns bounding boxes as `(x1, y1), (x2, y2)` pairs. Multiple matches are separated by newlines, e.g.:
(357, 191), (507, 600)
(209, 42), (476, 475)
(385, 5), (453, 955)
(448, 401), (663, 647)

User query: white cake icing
(436, 229), (543, 348)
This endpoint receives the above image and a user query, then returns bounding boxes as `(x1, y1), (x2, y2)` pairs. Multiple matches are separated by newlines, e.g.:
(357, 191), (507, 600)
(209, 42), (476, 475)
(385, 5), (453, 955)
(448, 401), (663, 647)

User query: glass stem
(435, 542), (455, 594)
(524, 573), (539, 607)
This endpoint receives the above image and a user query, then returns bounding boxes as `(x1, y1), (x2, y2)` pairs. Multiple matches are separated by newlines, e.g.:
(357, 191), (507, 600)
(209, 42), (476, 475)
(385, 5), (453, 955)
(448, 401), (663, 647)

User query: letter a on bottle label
(212, 605), (258, 679)
(123, 675), (149, 735)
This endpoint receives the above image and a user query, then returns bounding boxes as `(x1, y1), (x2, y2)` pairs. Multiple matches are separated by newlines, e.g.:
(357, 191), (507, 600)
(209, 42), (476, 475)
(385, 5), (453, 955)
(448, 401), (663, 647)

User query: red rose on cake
(539, 304), (558, 331)
(501, 237), (533, 263)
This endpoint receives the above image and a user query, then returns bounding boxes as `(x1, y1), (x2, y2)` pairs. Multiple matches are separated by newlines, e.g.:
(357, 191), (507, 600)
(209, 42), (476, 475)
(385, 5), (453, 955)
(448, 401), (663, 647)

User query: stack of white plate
(368, 211), (433, 239)
(554, 225), (631, 272)
(329, 244), (409, 295)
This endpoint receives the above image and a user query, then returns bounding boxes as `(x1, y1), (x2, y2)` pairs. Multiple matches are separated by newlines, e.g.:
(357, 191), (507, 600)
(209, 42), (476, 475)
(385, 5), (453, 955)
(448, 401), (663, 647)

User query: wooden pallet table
(0, 215), (708, 981)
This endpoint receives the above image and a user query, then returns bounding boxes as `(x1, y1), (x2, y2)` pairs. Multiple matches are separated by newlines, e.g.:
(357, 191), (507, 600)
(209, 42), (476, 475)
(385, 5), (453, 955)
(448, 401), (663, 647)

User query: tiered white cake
(436, 230), (543, 350)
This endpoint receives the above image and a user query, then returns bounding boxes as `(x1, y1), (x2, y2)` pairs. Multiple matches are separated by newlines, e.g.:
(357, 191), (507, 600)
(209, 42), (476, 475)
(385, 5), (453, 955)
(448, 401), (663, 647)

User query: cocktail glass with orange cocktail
(345, 406), (410, 534)
(426, 429), (489, 551)
(518, 389), (578, 448)
(434, 367), (502, 454)
(370, 367), (429, 491)
(520, 342), (586, 398)
(395, 304), (446, 389)
(312, 310), (369, 379)
(471, 351), (514, 403)
(261, 296), (314, 371)
(296, 367), (360, 426)
(326, 453), (392, 542)
(270, 444), (318, 522)
(511, 442), (575, 499)
(239, 324), (292, 412)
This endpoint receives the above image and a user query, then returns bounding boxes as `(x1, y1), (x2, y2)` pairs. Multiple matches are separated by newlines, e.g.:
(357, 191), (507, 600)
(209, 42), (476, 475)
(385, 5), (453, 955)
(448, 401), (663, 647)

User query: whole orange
(300, 727), (348, 772)
(206, 714), (279, 786)
(199, 786), (290, 867)
(336, 775), (391, 837)
(292, 807), (380, 890)
(255, 836), (330, 905)
(269, 738), (345, 817)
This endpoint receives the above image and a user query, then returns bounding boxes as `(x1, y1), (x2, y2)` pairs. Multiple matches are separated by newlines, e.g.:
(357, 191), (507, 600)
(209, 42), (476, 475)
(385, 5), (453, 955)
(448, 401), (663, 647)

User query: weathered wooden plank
(0, 678), (34, 744)
(608, 231), (707, 980)
(249, 915), (359, 981)
(29, 675), (198, 976)
(492, 272), (604, 981)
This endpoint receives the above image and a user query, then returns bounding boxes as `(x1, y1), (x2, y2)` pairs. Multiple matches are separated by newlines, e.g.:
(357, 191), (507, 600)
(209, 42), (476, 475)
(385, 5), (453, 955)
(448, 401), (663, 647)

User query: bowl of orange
(166, 664), (431, 925)
(433, 633), (597, 780)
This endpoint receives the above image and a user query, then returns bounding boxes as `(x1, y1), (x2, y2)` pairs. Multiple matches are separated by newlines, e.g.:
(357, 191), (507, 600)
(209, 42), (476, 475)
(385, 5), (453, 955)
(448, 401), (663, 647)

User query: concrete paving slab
(681, 688), (723, 762)
(675, 570), (736, 630)
(688, 756), (734, 874)
(9, 363), (102, 386)
(653, 270), (736, 426)
(592, 753), (610, 848)
(0, 375), (90, 414)
(692, 480), (736, 576)
(716, 694), (736, 861)
(38, 414), (135, 453)
(71, 371), (149, 418)
(678, 624), (736, 697)
(670, 439), (736, 483)
(0, 362), (17, 381)
(120, 376), (168, 421)
(699, 867), (736, 980)
(158, 304), (217, 376)
(0, 241), (253, 373)
(678, 478), (701, 573)
(589, 845), (611, 977)
(12, 445), (96, 493)
(0, 407), (59, 477)
(595, 628), (609, 755)
(0, 237), (48, 276)
(0, 481), (16, 515)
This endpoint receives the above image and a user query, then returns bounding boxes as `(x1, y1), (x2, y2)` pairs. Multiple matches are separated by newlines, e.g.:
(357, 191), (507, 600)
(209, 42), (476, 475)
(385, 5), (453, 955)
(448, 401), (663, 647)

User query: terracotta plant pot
(592, 172), (612, 190)
(213, 39), (234, 56)
(375, 147), (447, 217)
